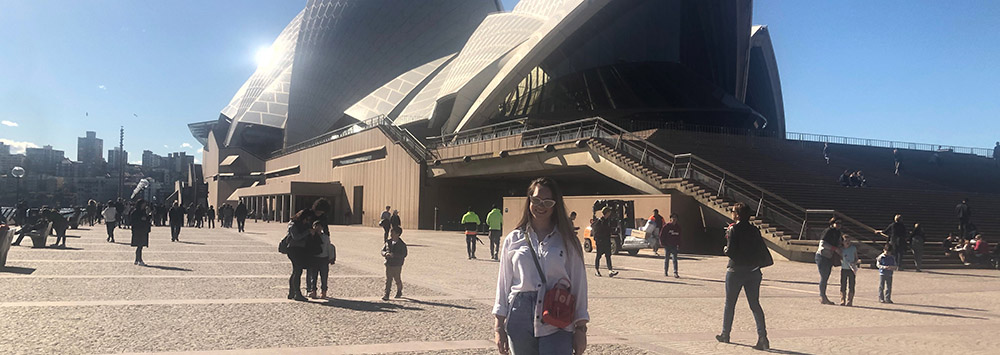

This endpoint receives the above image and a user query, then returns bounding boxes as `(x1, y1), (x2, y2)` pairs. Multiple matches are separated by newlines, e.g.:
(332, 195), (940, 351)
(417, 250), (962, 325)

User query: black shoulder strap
(524, 230), (547, 285)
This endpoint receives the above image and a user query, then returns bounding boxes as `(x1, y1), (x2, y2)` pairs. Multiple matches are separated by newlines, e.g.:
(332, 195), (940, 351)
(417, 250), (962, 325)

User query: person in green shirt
(461, 207), (482, 259)
(486, 205), (503, 260)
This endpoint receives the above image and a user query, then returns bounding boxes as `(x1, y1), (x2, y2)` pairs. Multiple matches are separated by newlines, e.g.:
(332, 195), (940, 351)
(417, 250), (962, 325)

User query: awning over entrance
(227, 181), (343, 201)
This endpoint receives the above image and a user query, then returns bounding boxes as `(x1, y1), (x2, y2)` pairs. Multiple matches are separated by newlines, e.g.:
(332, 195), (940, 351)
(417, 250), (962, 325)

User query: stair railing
(802, 209), (884, 265)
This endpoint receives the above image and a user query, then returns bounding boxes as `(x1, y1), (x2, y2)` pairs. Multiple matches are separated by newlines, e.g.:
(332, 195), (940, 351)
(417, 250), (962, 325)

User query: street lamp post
(11, 166), (25, 205)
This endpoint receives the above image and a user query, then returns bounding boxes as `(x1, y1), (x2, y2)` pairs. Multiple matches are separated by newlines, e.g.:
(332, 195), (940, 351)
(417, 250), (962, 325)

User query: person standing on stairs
(815, 218), (842, 305)
(909, 223), (925, 272)
(893, 149), (903, 176)
(956, 198), (971, 242)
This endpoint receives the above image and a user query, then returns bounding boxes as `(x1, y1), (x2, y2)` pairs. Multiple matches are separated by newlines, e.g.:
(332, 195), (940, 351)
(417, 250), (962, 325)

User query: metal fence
(270, 115), (393, 158)
(786, 132), (993, 158)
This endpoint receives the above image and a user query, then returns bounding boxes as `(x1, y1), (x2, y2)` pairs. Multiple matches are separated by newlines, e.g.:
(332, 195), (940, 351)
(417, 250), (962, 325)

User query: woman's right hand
(495, 328), (509, 354)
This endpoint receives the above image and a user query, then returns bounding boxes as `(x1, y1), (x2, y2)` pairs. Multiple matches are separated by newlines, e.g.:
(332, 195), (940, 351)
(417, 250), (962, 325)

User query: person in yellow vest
(462, 207), (482, 259)
(486, 205), (503, 260)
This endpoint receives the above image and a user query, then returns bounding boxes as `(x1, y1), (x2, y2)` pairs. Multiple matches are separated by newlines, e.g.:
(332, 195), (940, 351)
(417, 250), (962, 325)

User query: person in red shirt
(660, 213), (682, 278)
(961, 234), (991, 265)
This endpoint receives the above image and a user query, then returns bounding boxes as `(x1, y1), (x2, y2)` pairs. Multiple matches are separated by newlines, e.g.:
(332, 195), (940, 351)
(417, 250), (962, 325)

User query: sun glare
(254, 46), (275, 68)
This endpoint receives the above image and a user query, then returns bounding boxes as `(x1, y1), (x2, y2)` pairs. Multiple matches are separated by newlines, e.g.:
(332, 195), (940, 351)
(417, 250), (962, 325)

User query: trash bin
(0, 226), (13, 268)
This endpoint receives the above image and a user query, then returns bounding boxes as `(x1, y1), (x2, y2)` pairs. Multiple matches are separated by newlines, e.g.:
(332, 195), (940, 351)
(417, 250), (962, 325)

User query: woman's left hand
(573, 328), (587, 355)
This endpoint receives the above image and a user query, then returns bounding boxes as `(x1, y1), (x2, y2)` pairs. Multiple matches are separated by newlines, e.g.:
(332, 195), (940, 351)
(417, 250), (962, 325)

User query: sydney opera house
(191, 0), (788, 249)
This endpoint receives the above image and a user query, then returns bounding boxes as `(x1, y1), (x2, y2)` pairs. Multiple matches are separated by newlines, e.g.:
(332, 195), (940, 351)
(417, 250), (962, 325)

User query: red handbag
(526, 234), (576, 329)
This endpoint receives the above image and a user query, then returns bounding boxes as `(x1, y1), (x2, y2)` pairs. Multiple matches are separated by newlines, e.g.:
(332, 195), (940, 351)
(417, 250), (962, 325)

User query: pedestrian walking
(102, 200), (117, 242)
(486, 205), (503, 260)
(381, 225), (407, 301)
(877, 244), (897, 303)
(592, 206), (618, 277)
(716, 203), (772, 350)
(660, 213), (682, 278)
(379, 206), (392, 241)
(284, 198), (330, 301)
(235, 201), (248, 232)
(647, 209), (665, 256)
(493, 177), (589, 355)
(909, 223), (925, 272)
(893, 149), (903, 176)
(839, 235), (859, 306)
(823, 142), (831, 165)
(816, 218), (842, 305)
(218, 205), (225, 227)
(207, 206), (215, 228)
(168, 202), (185, 242)
(876, 214), (908, 271)
(390, 210), (401, 229)
(86, 200), (98, 227)
(462, 207), (482, 259)
(306, 220), (334, 299)
(130, 199), (152, 266)
(956, 198), (971, 241)
(223, 204), (235, 228)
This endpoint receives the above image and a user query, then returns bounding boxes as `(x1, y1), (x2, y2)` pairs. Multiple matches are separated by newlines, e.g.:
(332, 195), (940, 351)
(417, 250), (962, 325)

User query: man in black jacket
(592, 207), (618, 277)
(877, 214), (908, 271)
(235, 201), (248, 233)
(956, 199), (971, 240)
(168, 202), (185, 242)
(718, 203), (771, 350)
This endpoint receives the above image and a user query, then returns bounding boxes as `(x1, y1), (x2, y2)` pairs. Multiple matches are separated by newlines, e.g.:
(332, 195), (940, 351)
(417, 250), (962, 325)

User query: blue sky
(1, 0), (998, 164)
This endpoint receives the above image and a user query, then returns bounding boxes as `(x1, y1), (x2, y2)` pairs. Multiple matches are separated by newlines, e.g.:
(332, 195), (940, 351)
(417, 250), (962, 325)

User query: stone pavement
(1, 220), (998, 354)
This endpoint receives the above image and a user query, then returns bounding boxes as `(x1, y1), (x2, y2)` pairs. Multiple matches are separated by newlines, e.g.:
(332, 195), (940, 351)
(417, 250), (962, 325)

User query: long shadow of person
(176, 241), (206, 245)
(0, 266), (36, 275)
(398, 297), (475, 310)
(142, 264), (194, 272)
(725, 342), (813, 355)
(319, 298), (423, 313)
(850, 304), (988, 320)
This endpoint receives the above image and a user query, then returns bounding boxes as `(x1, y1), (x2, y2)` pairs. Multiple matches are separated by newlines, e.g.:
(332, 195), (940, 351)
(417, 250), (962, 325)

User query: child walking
(877, 244), (897, 303)
(381, 226), (407, 301)
(839, 235), (859, 306)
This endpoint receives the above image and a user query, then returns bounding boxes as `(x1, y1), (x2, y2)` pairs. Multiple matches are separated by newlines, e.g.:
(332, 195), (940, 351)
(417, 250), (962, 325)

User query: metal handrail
(787, 132), (994, 158)
(427, 118), (528, 148)
(270, 115), (392, 157)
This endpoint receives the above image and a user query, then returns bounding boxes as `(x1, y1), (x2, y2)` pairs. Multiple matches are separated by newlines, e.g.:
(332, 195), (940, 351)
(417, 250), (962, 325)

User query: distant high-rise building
(108, 147), (128, 170)
(0, 142), (25, 175)
(77, 131), (103, 163)
(25, 145), (65, 176)
(142, 150), (163, 169)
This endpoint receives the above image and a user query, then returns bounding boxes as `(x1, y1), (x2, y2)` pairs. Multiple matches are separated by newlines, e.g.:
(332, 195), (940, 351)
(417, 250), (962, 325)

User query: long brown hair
(516, 177), (583, 257)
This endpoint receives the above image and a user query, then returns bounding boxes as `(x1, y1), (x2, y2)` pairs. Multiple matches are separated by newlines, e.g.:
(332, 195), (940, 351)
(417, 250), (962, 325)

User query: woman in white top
(493, 177), (589, 355)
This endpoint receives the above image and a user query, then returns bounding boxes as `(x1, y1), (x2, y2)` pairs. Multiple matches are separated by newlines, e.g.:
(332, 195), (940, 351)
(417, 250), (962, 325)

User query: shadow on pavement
(727, 342), (813, 355)
(923, 270), (1000, 279)
(47, 246), (84, 250)
(142, 264), (194, 272)
(177, 241), (206, 245)
(622, 277), (695, 286)
(319, 298), (423, 312)
(764, 278), (819, 286)
(0, 266), (36, 275)
(851, 304), (989, 320)
(890, 302), (988, 313)
(400, 297), (475, 310)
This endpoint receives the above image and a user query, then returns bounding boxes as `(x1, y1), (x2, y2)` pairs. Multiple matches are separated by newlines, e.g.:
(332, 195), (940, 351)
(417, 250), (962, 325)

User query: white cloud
(163, 145), (169, 149)
(0, 138), (40, 154)
(129, 160), (142, 165)
(1, 120), (18, 127)
(98, 85), (106, 90)
(180, 143), (192, 148)
(197, 147), (204, 154)
(194, 158), (202, 164)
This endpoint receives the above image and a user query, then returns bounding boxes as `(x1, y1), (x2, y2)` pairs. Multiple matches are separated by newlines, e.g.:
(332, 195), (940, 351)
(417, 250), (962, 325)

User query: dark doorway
(353, 186), (364, 225)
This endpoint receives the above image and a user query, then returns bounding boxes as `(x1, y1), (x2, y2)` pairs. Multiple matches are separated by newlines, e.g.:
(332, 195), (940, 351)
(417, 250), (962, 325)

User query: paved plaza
(2, 221), (999, 355)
